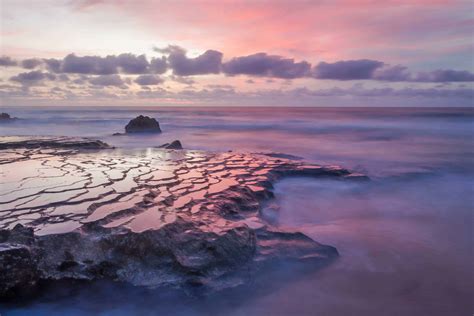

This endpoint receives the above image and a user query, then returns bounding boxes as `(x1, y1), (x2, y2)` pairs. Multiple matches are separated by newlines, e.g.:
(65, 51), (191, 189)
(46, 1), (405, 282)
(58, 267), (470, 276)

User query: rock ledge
(0, 139), (368, 298)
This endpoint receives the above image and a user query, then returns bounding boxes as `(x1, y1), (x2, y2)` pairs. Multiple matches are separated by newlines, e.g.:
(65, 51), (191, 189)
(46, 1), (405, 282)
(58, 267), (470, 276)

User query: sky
(0, 0), (473, 107)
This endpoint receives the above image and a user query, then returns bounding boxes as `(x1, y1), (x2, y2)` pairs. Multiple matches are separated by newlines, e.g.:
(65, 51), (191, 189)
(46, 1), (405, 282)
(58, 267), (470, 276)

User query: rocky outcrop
(0, 216), (336, 297)
(0, 225), (38, 298)
(159, 140), (183, 149)
(125, 115), (161, 133)
(0, 136), (111, 150)
(0, 140), (368, 298)
(0, 220), (257, 292)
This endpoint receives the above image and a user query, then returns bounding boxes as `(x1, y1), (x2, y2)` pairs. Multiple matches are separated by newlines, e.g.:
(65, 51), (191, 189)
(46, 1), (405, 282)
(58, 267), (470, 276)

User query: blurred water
(1, 106), (473, 315)
(1, 106), (473, 175)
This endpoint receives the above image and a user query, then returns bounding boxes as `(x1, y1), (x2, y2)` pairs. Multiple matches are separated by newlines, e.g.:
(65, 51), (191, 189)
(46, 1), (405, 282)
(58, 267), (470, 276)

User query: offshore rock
(0, 113), (17, 122)
(125, 115), (161, 133)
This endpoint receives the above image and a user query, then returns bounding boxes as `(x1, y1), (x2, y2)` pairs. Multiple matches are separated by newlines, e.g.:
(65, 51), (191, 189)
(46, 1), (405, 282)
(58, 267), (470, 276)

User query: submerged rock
(125, 115), (161, 133)
(260, 152), (303, 160)
(0, 141), (368, 297)
(159, 140), (183, 149)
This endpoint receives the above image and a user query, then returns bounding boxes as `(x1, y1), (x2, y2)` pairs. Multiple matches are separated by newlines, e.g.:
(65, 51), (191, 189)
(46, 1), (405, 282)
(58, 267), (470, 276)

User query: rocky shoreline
(0, 136), (111, 150)
(0, 136), (367, 299)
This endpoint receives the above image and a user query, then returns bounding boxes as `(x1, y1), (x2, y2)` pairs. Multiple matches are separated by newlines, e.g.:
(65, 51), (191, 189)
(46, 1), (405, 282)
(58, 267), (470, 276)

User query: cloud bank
(222, 53), (311, 79)
(1, 45), (473, 107)
(4, 47), (472, 84)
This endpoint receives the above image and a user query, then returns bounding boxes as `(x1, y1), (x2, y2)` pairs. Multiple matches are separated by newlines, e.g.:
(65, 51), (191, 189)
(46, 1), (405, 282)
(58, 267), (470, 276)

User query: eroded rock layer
(0, 137), (366, 297)
(0, 136), (111, 150)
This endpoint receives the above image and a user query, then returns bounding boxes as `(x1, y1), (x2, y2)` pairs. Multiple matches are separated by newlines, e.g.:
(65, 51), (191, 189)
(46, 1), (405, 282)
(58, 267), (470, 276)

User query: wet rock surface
(125, 115), (161, 133)
(159, 140), (183, 149)
(0, 136), (111, 150)
(0, 136), (367, 297)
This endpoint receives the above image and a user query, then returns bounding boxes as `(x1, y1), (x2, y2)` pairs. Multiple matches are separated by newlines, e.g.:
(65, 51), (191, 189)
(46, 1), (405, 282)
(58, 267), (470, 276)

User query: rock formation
(159, 140), (183, 149)
(125, 115), (161, 133)
(0, 136), (368, 298)
(0, 136), (111, 150)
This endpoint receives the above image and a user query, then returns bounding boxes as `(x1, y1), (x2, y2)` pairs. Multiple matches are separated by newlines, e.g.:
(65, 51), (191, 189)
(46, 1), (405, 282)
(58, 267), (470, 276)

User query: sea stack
(125, 115), (161, 133)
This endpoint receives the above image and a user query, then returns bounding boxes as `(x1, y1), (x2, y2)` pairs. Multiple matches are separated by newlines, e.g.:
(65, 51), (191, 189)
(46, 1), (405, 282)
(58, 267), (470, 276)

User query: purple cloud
(58, 74), (70, 82)
(292, 85), (474, 99)
(4, 49), (474, 86)
(313, 59), (384, 80)
(149, 56), (168, 74)
(0, 56), (17, 67)
(89, 74), (124, 86)
(134, 74), (163, 85)
(62, 54), (117, 75)
(168, 49), (222, 76)
(116, 53), (149, 74)
(313, 61), (474, 82)
(21, 58), (43, 69)
(10, 70), (56, 85)
(42, 53), (167, 75)
(43, 58), (62, 73)
(372, 65), (411, 81)
(222, 53), (311, 79)
(414, 69), (474, 82)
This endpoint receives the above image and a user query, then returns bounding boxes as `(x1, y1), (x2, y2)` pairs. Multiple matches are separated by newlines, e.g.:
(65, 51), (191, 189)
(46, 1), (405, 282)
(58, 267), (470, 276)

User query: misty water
(1, 106), (473, 315)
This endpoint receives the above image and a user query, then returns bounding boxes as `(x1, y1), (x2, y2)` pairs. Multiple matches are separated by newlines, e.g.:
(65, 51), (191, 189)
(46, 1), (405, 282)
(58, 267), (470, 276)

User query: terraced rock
(0, 136), (367, 297)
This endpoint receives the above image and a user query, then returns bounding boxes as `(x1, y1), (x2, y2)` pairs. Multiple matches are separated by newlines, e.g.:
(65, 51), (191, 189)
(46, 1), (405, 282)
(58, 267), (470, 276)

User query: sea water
(1, 106), (472, 315)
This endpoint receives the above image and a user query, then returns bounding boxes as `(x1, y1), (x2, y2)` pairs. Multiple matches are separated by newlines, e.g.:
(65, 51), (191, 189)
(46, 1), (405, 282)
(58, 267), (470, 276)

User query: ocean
(1, 106), (473, 315)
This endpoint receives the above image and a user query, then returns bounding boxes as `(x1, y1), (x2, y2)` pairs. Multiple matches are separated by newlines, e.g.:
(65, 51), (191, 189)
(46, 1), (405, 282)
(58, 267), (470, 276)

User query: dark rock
(0, 214), (338, 297)
(159, 140), (183, 149)
(0, 220), (336, 299)
(0, 220), (257, 295)
(0, 136), (111, 150)
(260, 152), (304, 160)
(125, 115), (161, 133)
(0, 113), (17, 122)
(9, 224), (35, 245)
(254, 228), (338, 263)
(0, 242), (38, 298)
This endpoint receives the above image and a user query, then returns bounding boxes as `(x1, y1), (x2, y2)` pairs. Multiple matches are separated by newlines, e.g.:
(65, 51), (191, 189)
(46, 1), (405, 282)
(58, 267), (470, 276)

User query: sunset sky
(1, 0), (473, 106)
